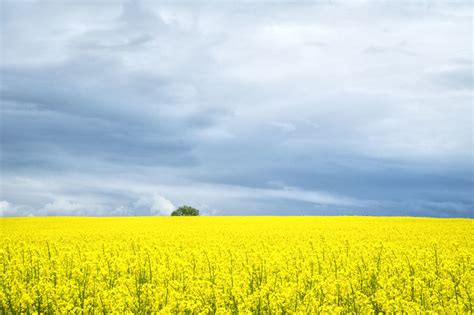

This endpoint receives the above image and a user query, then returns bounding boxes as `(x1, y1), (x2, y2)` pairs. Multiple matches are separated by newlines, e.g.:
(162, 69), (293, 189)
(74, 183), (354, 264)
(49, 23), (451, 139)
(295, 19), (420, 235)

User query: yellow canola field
(1, 216), (473, 314)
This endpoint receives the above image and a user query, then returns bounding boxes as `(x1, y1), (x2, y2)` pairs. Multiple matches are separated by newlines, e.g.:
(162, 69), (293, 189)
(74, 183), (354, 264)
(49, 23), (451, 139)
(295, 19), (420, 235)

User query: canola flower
(1, 216), (473, 313)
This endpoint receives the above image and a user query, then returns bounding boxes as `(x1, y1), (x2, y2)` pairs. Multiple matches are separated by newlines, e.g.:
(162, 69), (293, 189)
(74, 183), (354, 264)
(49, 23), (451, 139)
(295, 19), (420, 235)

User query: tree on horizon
(171, 205), (199, 216)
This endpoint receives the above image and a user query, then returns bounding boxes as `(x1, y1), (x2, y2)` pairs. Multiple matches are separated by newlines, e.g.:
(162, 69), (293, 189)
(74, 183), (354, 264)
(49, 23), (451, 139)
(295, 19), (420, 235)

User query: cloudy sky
(0, 0), (472, 217)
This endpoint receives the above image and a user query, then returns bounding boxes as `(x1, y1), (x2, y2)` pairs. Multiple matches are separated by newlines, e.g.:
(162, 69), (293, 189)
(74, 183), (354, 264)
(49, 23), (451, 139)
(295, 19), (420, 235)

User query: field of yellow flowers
(1, 216), (472, 313)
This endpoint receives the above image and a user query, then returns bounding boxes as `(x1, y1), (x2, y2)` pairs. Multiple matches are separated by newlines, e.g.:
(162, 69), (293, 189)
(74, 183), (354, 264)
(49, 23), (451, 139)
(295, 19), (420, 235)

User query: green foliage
(171, 205), (200, 216)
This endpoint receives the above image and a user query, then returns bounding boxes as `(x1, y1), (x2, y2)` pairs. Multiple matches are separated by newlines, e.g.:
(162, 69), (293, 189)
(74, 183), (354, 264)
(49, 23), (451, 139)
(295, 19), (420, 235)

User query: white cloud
(133, 193), (176, 216)
(43, 198), (108, 216)
(0, 200), (35, 217)
(267, 121), (297, 133)
(0, 201), (12, 217)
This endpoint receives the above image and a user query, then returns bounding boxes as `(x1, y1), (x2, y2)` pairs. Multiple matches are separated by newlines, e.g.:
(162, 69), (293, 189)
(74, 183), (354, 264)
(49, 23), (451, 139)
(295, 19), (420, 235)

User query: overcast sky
(0, 0), (472, 217)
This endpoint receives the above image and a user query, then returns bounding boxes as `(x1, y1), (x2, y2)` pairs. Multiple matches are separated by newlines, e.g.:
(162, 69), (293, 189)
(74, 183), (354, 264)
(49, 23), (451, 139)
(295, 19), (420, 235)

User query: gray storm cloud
(0, 0), (472, 217)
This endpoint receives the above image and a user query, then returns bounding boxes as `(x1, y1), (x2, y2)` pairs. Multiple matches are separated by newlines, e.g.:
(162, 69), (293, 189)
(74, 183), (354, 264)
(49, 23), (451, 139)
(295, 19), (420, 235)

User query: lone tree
(171, 205), (200, 216)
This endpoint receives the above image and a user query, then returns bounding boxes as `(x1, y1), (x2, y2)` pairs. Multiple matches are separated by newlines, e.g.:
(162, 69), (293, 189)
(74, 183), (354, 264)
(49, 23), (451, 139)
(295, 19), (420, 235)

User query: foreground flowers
(1, 216), (472, 313)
